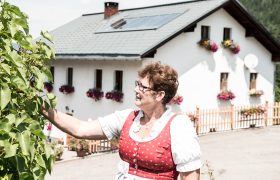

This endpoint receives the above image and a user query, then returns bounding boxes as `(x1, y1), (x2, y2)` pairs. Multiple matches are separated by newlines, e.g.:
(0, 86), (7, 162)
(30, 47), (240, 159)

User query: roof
(43, 0), (280, 61)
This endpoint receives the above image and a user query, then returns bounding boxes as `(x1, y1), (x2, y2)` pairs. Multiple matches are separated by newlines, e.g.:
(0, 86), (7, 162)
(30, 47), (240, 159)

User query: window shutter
(50, 66), (54, 83)
(115, 71), (123, 91)
(96, 69), (102, 89)
(68, 68), (73, 86)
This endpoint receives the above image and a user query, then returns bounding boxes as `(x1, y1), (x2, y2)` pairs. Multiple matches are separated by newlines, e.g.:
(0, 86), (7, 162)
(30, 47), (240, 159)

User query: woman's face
(134, 77), (157, 109)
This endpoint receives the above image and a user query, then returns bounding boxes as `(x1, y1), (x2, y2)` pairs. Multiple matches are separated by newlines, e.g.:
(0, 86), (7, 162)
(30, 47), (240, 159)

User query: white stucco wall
(143, 8), (274, 112)
(44, 60), (141, 139)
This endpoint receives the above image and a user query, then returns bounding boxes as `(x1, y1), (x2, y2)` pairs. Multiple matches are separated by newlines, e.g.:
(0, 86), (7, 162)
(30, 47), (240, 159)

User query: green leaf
(42, 56), (51, 67)
(0, 63), (10, 75)
(5, 5), (22, 17)
(3, 39), (12, 54)
(19, 172), (33, 180)
(26, 100), (38, 115)
(29, 122), (46, 140)
(40, 31), (54, 44)
(0, 81), (11, 110)
(32, 166), (41, 180)
(0, 123), (11, 133)
(21, 112), (32, 123)
(26, 35), (36, 49)
(23, 26), (29, 35)
(41, 67), (53, 83)
(13, 18), (28, 28)
(17, 124), (27, 133)
(16, 131), (30, 155)
(11, 75), (28, 92)
(36, 96), (43, 111)
(5, 114), (15, 124)
(42, 44), (52, 59)
(50, 46), (55, 58)
(44, 144), (51, 159)
(0, 134), (10, 141)
(36, 155), (46, 169)
(15, 155), (25, 173)
(44, 99), (50, 112)
(17, 68), (27, 84)
(36, 72), (45, 90)
(29, 141), (35, 163)
(4, 140), (18, 158)
(0, 22), (4, 31)
(5, 51), (24, 67)
(47, 155), (55, 175)
(47, 93), (57, 109)
(9, 24), (18, 37)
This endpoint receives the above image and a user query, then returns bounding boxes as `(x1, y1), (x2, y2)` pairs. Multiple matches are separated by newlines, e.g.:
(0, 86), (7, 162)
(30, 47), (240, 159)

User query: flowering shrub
(238, 105), (267, 118)
(168, 94), (183, 105)
(110, 138), (120, 150)
(221, 40), (240, 54)
(249, 89), (264, 97)
(44, 82), (53, 93)
(86, 87), (104, 101)
(68, 137), (77, 151)
(217, 90), (236, 100)
(49, 142), (64, 157)
(76, 139), (88, 151)
(106, 90), (124, 103)
(198, 39), (219, 52)
(187, 113), (199, 126)
(59, 84), (75, 94)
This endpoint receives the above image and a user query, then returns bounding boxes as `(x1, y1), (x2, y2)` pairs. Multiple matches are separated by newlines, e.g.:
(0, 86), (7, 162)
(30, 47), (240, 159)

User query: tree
(0, 0), (57, 179)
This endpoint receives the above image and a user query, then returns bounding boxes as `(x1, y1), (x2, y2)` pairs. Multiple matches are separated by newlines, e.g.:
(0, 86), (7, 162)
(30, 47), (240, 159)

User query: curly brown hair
(138, 62), (179, 105)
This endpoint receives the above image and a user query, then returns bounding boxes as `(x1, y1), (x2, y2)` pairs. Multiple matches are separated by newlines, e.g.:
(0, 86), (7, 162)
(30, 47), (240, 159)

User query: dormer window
(201, 26), (210, 39)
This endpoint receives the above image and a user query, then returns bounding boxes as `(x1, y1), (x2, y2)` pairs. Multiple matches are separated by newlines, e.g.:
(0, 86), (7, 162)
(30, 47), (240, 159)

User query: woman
(40, 62), (201, 180)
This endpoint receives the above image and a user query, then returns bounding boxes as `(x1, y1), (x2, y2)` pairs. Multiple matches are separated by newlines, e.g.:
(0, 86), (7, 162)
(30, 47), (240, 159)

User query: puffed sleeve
(170, 115), (202, 172)
(98, 109), (134, 140)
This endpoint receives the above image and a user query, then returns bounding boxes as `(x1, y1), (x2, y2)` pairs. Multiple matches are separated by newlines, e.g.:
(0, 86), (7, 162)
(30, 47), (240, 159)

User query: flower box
(59, 84), (75, 94)
(221, 40), (240, 54)
(86, 88), (104, 101)
(198, 39), (219, 52)
(249, 89), (263, 97)
(168, 94), (183, 105)
(217, 90), (236, 100)
(238, 105), (267, 118)
(76, 150), (87, 157)
(44, 82), (53, 93)
(105, 90), (124, 103)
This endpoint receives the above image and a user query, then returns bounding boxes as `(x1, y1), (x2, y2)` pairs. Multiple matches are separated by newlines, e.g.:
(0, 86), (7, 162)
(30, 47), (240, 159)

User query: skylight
(97, 13), (183, 33)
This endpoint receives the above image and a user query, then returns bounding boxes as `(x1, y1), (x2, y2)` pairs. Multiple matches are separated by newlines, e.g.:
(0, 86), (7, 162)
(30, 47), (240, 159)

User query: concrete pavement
(46, 125), (280, 180)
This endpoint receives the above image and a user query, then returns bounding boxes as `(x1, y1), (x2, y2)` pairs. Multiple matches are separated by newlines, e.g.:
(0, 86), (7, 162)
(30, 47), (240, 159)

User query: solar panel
(101, 13), (182, 32)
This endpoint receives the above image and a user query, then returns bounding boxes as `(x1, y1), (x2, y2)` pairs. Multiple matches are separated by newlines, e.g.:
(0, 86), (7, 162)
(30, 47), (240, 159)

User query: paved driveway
(46, 126), (280, 180)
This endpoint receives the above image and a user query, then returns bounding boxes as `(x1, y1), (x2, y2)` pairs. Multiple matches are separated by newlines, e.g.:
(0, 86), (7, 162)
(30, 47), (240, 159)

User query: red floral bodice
(118, 111), (179, 180)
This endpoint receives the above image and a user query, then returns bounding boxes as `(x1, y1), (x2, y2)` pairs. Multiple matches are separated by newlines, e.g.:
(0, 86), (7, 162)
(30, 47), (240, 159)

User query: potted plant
(168, 94), (183, 105)
(44, 82), (53, 93)
(110, 138), (120, 153)
(50, 141), (64, 161)
(86, 87), (104, 101)
(76, 139), (88, 157)
(217, 90), (236, 100)
(105, 83), (124, 103)
(59, 84), (75, 94)
(221, 39), (240, 54)
(187, 113), (199, 127)
(238, 105), (267, 118)
(249, 89), (264, 97)
(198, 39), (219, 52)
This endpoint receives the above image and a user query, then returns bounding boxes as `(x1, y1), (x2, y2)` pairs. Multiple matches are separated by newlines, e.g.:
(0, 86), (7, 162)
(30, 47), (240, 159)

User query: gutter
(55, 54), (142, 61)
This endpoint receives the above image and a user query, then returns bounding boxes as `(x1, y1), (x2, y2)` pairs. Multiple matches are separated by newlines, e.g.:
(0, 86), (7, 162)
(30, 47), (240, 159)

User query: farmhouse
(42, 0), (280, 140)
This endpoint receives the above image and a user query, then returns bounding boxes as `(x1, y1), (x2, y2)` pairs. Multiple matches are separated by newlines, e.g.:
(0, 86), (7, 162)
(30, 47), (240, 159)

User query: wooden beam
(143, 50), (157, 58)
(272, 54), (280, 62)
(245, 28), (258, 37)
(184, 24), (197, 33)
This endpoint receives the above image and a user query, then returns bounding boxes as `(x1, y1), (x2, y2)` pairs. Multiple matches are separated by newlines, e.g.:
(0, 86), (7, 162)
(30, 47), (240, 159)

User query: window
(250, 73), (257, 89)
(201, 26), (210, 39)
(223, 28), (231, 40)
(115, 71), (123, 91)
(96, 69), (102, 89)
(50, 66), (54, 83)
(67, 68), (73, 86)
(220, 73), (228, 91)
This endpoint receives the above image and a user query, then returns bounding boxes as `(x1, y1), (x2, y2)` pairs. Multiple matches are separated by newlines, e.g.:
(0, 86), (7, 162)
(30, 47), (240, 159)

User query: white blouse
(98, 107), (202, 180)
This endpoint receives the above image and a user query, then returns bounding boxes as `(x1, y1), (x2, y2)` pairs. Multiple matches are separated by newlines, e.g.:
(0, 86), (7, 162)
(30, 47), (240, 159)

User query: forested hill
(238, 0), (280, 42)
(238, 0), (280, 102)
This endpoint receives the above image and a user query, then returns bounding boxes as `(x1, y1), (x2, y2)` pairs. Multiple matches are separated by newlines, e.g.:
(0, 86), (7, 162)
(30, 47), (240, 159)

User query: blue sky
(8, 0), (190, 38)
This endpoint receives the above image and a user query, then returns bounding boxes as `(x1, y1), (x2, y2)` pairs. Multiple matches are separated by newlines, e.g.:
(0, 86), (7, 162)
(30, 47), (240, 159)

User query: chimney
(104, 2), (119, 18)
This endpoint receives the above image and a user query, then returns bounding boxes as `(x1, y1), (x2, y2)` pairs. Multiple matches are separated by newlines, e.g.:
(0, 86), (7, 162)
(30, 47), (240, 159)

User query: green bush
(0, 0), (57, 179)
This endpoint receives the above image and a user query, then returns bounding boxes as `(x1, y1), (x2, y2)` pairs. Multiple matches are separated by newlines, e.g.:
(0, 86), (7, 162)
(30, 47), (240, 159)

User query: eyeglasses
(135, 81), (158, 92)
